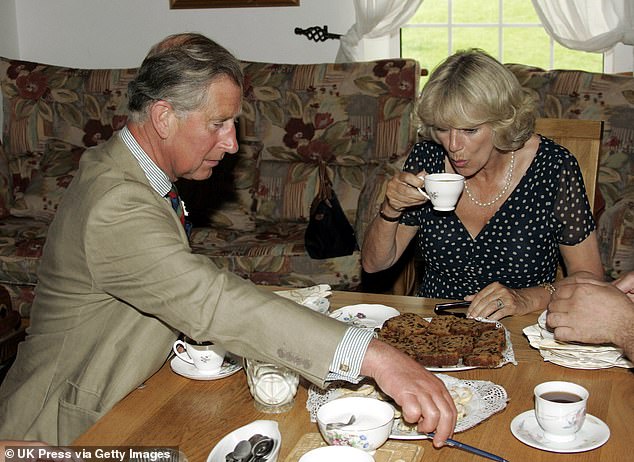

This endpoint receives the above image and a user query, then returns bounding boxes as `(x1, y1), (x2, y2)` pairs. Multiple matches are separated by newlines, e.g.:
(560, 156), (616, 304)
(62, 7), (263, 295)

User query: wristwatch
(378, 209), (401, 222)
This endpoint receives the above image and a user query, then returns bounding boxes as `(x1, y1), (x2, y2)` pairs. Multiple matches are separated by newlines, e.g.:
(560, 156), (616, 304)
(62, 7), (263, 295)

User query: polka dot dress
(400, 136), (595, 299)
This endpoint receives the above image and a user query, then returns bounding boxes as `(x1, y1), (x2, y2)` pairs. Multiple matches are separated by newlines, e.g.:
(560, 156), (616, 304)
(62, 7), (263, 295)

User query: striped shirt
(119, 126), (373, 383)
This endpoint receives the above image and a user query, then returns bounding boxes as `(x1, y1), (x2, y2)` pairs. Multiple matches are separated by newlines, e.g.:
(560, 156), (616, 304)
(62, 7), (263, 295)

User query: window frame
(396, 0), (610, 73)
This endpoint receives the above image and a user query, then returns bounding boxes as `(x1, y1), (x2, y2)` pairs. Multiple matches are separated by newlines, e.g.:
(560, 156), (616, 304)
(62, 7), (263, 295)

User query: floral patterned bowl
(316, 397), (394, 451)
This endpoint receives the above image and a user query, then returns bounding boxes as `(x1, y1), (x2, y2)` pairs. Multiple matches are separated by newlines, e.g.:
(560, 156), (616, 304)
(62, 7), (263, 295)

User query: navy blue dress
(400, 136), (595, 298)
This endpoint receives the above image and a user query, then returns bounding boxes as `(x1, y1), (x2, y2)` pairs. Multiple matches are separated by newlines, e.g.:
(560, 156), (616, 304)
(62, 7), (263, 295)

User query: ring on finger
(495, 298), (505, 310)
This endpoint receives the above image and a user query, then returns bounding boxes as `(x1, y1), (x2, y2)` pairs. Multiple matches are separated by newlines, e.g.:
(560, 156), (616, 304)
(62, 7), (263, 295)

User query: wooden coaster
(284, 433), (424, 462)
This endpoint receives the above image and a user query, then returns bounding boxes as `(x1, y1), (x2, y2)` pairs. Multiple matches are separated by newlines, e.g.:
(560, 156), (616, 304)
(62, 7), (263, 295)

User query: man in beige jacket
(0, 33), (456, 447)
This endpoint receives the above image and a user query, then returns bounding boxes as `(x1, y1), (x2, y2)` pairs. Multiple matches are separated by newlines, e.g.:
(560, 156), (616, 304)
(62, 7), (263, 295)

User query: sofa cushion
(0, 216), (48, 285)
(244, 60), (419, 224)
(597, 192), (634, 279)
(0, 142), (12, 218)
(506, 63), (634, 211)
(10, 141), (85, 221)
(190, 222), (361, 289)
(0, 57), (133, 154)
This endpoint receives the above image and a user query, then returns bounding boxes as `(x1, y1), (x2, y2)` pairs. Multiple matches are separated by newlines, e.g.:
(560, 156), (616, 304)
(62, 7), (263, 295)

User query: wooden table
(74, 291), (633, 461)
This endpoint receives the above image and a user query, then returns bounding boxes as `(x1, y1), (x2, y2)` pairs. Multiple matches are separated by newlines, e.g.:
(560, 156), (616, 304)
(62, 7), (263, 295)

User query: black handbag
(305, 163), (358, 259)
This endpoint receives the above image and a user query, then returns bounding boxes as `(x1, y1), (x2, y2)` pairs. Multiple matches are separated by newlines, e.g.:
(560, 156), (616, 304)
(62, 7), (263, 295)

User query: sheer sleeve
(554, 152), (596, 245)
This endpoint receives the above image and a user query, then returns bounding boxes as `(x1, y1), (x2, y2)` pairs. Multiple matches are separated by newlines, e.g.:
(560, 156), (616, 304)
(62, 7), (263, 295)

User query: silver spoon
(325, 414), (356, 430)
(251, 437), (274, 458)
(225, 439), (251, 462)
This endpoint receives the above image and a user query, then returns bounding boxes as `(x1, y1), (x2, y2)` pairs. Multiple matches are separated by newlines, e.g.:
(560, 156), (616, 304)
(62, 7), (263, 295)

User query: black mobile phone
(434, 301), (471, 318)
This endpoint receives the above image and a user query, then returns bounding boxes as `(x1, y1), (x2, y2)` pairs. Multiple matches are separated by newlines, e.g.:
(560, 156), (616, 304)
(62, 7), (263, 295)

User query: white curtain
(532, 0), (634, 52)
(336, 0), (423, 62)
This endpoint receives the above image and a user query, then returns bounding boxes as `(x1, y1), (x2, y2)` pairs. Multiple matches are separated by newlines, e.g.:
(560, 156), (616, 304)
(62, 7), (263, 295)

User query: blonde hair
(415, 49), (536, 152)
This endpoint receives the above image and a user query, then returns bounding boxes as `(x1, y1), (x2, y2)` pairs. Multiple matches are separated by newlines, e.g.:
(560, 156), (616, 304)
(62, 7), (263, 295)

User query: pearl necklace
(464, 152), (515, 207)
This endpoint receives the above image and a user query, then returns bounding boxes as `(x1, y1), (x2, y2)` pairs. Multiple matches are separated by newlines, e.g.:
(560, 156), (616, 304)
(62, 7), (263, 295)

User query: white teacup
(423, 173), (465, 211)
(534, 381), (589, 442)
(172, 339), (226, 373)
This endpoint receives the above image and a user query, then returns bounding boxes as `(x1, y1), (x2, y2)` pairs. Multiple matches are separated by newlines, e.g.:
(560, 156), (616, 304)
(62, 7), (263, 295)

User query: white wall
(0, 0), (18, 58)
(1, 0), (631, 71)
(2, 0), (355, 68)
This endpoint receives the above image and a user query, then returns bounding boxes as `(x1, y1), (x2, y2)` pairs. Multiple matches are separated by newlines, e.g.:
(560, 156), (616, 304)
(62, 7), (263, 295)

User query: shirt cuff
(326, 326), (374, 383)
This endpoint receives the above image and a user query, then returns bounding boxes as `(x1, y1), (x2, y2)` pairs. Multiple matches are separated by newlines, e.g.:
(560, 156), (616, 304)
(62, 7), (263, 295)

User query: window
(400, 0), (603, 83)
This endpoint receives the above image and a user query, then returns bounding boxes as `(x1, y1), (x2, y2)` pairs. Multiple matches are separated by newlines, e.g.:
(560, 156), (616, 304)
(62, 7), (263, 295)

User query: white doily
(306, 373), (508, 435)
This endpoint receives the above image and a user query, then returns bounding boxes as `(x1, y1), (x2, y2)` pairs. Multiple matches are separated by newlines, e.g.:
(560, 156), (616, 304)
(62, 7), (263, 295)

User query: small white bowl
(298, 445), (374, 462)
(316, 396), (394, 452)
(206, 420), (281, 462)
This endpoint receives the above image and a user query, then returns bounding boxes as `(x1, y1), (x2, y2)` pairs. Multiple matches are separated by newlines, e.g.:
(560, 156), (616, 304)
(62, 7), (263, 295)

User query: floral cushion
(597, 192), (634, 279)
(506, 64), (634, 210)
(0, 57), (132, 226)
(190, 222), (361, 289)
(0, 142), (12, 217)
(0, 216), (48, 288)
(0, 58), (132, 155)
(507, 64), (634, 277)
(243, 60), (419, 224)
(10, 141), (85, 221)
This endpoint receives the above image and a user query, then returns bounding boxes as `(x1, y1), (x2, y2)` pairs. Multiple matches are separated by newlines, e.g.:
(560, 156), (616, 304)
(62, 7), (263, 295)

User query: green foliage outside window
(401, 0), (603, 84)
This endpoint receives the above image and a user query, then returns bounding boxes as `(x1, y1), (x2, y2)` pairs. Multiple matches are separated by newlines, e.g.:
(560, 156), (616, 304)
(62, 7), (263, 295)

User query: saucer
(170, 354), (242, 381)
(329, 304), (400, 329)
(510, 409), (610, 453)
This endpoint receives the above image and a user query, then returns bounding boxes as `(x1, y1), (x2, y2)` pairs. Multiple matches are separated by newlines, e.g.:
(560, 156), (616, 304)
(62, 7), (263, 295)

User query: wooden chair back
(534, 118), (603, 214)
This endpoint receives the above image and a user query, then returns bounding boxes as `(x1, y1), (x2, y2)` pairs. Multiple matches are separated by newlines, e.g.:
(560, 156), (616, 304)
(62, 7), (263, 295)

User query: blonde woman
(362, 49), (603, 320)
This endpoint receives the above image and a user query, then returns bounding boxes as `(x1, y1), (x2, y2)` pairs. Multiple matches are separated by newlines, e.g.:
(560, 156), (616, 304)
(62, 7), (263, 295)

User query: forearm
(361, 214), (402, 272)
(361, 199), (415, 272)
(612, 306), (634, 361)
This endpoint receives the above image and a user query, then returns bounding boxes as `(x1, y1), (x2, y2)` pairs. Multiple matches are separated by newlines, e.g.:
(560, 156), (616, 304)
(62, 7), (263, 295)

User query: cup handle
(172, 340), (194, 364)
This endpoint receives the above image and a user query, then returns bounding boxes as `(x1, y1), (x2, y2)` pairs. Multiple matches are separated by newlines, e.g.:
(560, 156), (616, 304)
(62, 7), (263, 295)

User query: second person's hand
(464, 282), (536, 320)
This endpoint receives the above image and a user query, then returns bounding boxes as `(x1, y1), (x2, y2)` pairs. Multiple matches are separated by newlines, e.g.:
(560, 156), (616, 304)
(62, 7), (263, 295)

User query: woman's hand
(465, 282), (542, 320)
(382, 171), (429, 215)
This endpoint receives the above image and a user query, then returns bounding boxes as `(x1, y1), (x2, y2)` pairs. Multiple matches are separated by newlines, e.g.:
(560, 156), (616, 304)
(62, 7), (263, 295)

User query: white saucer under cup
(510, 410), (610, 453)
(170, 355), (243, 381)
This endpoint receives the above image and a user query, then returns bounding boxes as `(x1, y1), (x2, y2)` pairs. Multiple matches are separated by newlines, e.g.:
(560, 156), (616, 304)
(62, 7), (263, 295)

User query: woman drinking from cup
(362, 49), (603, 320)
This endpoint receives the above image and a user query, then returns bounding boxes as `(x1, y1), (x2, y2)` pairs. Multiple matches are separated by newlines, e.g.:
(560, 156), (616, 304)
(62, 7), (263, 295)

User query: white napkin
(523, 318), (633, 369)
(274, 284), (332, 313)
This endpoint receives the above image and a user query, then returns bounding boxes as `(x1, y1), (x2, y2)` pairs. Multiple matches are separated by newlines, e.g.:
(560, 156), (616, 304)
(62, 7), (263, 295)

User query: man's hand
(547, 277), (634, 351)
(360, 339), (457, 447)
(613, 271), (634, 301)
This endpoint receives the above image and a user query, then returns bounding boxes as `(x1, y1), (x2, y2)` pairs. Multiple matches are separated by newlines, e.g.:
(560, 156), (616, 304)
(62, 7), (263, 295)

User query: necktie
(166, 184), (192, 238)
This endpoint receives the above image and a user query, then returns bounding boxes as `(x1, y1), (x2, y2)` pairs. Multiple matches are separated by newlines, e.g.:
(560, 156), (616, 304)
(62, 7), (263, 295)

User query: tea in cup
(423, 173), (465, 211)
(534, 381), (589, 442)
(172, 339), (226, 373)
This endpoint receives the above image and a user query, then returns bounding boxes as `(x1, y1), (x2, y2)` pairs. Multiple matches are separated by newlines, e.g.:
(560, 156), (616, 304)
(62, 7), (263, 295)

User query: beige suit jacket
(0, 135), (348, 444)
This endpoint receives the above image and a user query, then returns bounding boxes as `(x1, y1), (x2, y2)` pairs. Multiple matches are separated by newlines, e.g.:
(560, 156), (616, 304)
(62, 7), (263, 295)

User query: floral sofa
(1, 55), (633, 364)
(0, 56), (420, 361)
